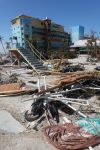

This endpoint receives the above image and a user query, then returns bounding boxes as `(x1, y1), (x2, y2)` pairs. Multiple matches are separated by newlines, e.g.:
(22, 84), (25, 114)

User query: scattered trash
(0, 82), (34, 96)
(95, 66), (100, 71)
(24, 95), (74, 125)
(0, 55), (11, 65)
(0, 62), (100, 150)
(0, 73), (18, 85)
(76, 117), (100, 136)
(25, 96), (59, 124)
(43, 123), (100, 150)
(60, 64), (84, 73)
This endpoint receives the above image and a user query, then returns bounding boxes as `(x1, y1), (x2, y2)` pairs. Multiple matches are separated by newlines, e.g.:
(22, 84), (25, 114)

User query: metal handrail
(16, 49), (39, 74)
(27, 40), (44, 63)
(30, 41), (47, 61)
(25, 39), (46, 63)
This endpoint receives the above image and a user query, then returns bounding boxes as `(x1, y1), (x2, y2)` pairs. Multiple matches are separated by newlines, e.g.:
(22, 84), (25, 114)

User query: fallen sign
(0, 83), (33, 96)
(43, 123), (100, 150)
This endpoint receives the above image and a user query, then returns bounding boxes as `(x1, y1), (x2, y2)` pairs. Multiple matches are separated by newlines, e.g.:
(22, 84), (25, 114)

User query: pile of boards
(38, 71), (100, 94)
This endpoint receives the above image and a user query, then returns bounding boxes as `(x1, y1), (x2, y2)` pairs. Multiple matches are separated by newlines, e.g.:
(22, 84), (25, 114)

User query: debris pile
(24, 71), (100, 149)
(0, 61), (100, 150)
(25, 96), (74, 125)
(0, 71), (36, 96)
(0, 73), (18, 85)
(60, 64), (84, 73)
(0, 83), (20, 92)
(0, 55), (11, 65)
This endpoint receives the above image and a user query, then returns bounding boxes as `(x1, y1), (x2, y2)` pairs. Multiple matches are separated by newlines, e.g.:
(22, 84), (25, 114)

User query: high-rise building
(71, 26), (84, 44)
(11, 15), (70, 54)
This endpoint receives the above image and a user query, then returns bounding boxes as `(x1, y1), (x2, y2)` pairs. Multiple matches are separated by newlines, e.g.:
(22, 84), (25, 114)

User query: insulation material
(43, 123), (100, 150)
(76, 118), (100, 136)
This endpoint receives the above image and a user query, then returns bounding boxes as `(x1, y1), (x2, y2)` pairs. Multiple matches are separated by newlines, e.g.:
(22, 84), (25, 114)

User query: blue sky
(0, 0), (100, 45)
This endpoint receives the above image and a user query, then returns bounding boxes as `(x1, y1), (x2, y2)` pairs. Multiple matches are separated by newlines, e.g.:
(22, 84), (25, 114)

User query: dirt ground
(0, 95), (55, 150)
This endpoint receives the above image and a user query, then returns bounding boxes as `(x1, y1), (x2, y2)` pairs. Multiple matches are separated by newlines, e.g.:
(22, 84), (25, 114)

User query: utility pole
(41, 17), (51, 58)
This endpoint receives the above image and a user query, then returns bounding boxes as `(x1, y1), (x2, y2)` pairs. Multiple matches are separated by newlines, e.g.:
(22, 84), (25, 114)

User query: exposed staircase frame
(25, 39), (47, 63)
(10, 48), (39, 74)
(9, 39), (47, 74)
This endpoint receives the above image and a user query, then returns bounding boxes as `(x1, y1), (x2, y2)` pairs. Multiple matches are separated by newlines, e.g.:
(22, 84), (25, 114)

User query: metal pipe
(37, 77), (40, 92)
(43, 76), (47, 90)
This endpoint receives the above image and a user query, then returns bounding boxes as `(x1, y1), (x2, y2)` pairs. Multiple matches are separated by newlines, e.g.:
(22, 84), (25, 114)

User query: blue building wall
(11, 24), (22, 48)
(71, 26), (84, 44)
(12, 17), (33, 48)
(11, 15), (70, 50)
(50, 41), (63, 48)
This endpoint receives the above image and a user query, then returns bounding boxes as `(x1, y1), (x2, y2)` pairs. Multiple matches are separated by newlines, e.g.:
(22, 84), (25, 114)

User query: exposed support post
(37, 77), (41, 92)
(43, 76), (47, 90)
(0, 36), (6, 54)
(18, 59), (21, 68)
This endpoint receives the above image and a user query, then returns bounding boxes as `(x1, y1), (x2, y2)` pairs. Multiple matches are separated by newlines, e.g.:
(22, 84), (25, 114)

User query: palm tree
(13, 36), (18, 48)
(6, 42), (11, 49)
(86, 31), (98, 59)
(0, 36), (6, 54)
(9, 37), (13, 47)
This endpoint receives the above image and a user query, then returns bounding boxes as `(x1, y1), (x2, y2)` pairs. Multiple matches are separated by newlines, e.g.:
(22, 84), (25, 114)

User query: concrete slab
(0, 110), (25, 134)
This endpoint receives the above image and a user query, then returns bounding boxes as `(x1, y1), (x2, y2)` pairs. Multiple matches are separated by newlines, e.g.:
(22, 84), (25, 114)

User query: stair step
(27, 58), (42, 62)
(23, 52), (33, 56)
(17, 48), (46, 71)
(26, 56), (37, 59)
(26, 57), (36, 60)
(30, 62), (42, 65)
(19, 50), (33, 55)
(32, 63), (43, 67)
(36, 66), (46, 69)
(27, 59), (40, 63)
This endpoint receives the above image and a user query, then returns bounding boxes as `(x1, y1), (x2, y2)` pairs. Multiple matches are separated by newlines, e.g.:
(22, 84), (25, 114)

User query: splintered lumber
(44, 70), (77, 76)
(37, 71), (99, 95)
(0, 83), (20, 92)
(50, 72), (99, 86)
(44, 70), (100, 77)
(0, 83), (33, 96)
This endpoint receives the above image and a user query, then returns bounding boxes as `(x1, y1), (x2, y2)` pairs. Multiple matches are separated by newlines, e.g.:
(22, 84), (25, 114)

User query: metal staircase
(18, 48), (46, 71)
(10, 39), (47, 74)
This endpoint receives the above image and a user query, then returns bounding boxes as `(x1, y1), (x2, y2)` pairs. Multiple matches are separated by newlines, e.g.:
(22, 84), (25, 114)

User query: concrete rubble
(0, 110), (25, 133)
(0, 54), (100, 150)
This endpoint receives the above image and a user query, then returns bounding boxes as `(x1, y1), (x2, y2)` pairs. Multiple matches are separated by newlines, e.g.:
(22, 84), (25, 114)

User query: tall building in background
(71, 26), (84, 44)
(11, 15), (70, 53)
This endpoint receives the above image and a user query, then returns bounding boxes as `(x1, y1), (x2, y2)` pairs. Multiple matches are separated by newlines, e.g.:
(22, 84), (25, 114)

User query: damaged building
(11, 15), (70, 56)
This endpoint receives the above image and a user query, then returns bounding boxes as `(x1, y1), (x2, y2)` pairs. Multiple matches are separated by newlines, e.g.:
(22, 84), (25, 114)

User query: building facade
(11, 15), (70, 54)
(71, 26), (84, 44)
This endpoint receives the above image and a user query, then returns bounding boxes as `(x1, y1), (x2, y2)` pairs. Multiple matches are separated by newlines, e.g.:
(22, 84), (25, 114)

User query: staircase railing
(25, 39), (47, 64)
(15, 49), (39, 74)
